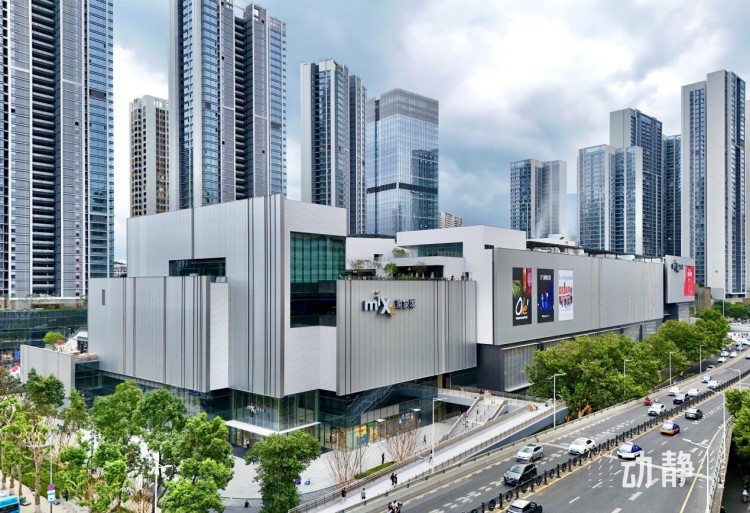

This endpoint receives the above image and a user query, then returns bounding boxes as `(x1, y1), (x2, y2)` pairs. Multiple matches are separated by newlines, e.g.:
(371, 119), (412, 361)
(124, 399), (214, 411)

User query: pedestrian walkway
(0, 480), (69, 512)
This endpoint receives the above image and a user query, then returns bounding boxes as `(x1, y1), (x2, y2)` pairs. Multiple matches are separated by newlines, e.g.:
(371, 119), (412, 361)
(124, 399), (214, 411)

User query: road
(400, 350), (747, 513)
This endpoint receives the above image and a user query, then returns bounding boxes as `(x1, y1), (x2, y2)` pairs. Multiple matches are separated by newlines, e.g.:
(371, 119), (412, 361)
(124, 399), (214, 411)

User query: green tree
(42, 331), (65, 346)
(0, 368), (23, 400)
(383, 262), (398, 278)
(174, 413), (233, 486)
(13, 407), (52, 513)
(61, 389), (90, 437)
(729, 389), (750, 459)
(655, 320), (710, 361)
(643, 333), (688, 372)
(695, 309), (730, 351)
(527, 333), (662, 417)
(160, 460), (228, 513)
(140, 389), (187, 490)
(247, 431), (320, 513)
(24, 369), (65, 414)
(91, 380), (144, 444)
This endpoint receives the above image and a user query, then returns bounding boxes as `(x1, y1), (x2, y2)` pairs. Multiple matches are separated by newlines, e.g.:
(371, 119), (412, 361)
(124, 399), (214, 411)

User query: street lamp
(731, 368), (742, 390)
(549, 373), (566, 429)
(699, 345), (705, 376)
(431, 398), (441, 470)
(623, 359), (633, 399)
(669, 351), (674, 386)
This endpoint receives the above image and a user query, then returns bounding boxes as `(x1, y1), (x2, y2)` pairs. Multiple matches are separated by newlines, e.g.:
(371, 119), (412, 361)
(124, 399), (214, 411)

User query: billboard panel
(684, 265), (695, 297)
(537, 268), (555, 323)
(558, 269), (574, 321)
(512, 267), (533, 325)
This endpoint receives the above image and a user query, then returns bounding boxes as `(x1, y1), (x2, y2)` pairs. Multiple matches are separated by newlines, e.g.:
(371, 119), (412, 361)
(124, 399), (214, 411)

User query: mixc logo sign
(362, 290), (416, 318)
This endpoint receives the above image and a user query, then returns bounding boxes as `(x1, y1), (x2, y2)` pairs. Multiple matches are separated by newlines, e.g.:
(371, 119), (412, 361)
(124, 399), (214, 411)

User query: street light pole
(731, 368), (742, 390)
(550, 373), (567, 429)
(431, 397), (441, 470)
(699, 345), (705, 376)
(623, 359), (633, 399)
(669, 351), (674, 386)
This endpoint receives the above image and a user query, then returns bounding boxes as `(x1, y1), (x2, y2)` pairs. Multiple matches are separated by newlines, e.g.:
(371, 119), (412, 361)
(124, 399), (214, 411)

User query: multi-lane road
(401, 349), (748, 513)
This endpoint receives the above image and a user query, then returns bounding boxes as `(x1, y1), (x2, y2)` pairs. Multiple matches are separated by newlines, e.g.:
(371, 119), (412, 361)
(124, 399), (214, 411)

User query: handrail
(441, 395), (482, 441)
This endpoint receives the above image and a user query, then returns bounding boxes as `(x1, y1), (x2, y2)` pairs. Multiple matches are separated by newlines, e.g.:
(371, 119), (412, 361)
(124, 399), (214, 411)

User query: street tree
(160, 459), (228, 513)
(0, 368), (23, 400)
(91, 380), (144, 445)
(59, 389), (90, 452)
(0, 397), (19, 490)
(695, 309), (730, 350)
(24, 369), (64, 414)
(14, 407), (52, 513)
(140, 388), (186, 484)
(385, 417), (419, 463)
(174, 413), (233, 482)
(654, 320), (712, 362)
(247, 431), (320, 513)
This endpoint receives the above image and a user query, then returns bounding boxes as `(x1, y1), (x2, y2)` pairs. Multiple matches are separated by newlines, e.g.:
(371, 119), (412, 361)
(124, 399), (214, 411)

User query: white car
(617, 441), (643, 460)
(668, 386), (681, 396)
(721, 351), (730, 357)
(701, 375), (712, 383)
(568, 437), (595, 455)
(648, 403), (667, 416)
(718, 356), (727, 363)
(707, 380), (720, 390)
(730, 351), (738, 358)
(686, 388), (699, 398)
(707, 365), (716, 371)
(515, 444), (543, 462)
(746, 353), (750, 360)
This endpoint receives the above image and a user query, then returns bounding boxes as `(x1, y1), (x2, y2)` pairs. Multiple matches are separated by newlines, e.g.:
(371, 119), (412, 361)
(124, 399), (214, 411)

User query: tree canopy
(24, 368), (65, 413)
(247, 431), (320, 513)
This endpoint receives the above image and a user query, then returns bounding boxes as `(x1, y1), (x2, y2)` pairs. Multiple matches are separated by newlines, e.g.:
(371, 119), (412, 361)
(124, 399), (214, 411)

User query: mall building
(76, 196), (694, 447)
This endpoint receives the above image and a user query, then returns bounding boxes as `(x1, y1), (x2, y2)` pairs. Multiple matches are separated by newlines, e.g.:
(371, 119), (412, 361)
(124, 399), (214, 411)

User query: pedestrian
(361, 487), (366, 501)
(390, 472), (395, 485)
(382, 452), (385, 465)
(429, 451), (433, 464)
(244, 500), (250, 508)
(423, 434), (427, 444)
(394, 473), (398, 485)
(340, 488), (347, 503)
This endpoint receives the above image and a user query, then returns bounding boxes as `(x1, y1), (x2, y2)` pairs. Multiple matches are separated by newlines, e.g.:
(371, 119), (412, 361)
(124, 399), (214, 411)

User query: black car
(504, 463), (537, 486)
(685, 408), (703, 420)
(508, 500), (543, 513)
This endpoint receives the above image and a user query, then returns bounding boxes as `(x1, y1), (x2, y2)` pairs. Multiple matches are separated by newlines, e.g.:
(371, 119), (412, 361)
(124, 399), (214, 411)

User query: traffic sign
(47, 484), (54, 491)
(47, 489), (56, 503)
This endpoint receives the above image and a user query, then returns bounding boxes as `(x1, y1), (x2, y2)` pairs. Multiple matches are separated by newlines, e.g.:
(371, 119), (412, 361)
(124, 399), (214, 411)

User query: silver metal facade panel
(664, 255), (696, 304)
(336, 280), (477, 395)
(89, 276), (211, 392)
(493, 249), (664, 345)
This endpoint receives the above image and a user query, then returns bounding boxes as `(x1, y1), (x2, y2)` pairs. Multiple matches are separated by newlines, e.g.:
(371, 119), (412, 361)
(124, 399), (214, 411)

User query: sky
(112, 0), (750, 260)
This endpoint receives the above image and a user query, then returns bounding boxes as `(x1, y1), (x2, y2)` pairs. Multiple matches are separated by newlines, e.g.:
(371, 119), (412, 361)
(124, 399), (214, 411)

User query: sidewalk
(0, 480), (69, 512)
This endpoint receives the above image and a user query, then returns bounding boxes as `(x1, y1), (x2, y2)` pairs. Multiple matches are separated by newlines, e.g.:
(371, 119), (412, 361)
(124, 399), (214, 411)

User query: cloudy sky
(113, 0), (750, 259)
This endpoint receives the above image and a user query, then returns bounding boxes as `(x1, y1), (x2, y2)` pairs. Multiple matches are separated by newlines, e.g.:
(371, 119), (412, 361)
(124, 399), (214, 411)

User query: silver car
(515, 444), (543, 462)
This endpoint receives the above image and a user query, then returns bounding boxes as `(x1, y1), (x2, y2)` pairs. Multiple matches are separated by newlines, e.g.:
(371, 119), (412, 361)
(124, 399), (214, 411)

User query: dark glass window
(169, 258), (226, 277)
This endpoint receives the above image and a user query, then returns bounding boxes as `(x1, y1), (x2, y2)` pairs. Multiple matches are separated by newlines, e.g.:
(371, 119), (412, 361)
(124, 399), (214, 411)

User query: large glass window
(290, 232), (345, 327)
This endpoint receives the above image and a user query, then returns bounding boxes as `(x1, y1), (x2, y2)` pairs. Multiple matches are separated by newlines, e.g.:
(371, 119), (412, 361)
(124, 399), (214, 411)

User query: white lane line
(612, 509), (622, 513)
(691, 447), (699, 453)
(661, 441), (668, 446)
(570, 497), (580, 504)
(701, 439), (708, 444)
(629, 491), (642, 501)
(593, 481), (603, 489)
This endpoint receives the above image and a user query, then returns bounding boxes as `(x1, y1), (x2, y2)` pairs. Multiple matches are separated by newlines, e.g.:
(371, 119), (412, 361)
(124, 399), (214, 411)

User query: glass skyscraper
(366, 89), (439, 235)
(681, 70), (746, 295)
(664, 135), (682, 256)
(0, 0), (114, 298)
(169, 2), (286, 210)
(509, 159), (567, 239)
(610, 108), (663, 257)
(578, 144), (643, 254)
(300, 60), (367, 235)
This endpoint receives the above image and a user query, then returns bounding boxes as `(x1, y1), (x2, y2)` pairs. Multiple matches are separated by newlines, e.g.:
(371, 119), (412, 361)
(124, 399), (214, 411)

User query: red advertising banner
(684, 265), (695, 297)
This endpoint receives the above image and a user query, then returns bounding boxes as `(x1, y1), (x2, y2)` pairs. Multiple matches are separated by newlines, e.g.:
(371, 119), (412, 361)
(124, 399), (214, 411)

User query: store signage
(671, 260), (684, 273)
(362, 291), (416, 317)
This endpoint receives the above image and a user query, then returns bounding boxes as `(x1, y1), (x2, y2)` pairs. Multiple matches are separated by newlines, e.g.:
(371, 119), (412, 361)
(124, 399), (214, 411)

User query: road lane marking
(691, 447), (698, 453)
(592, 481), (602, 488)
(629, 491), (642, 501)
(569, 496), (580, 503)
(612, 509), (622, 513)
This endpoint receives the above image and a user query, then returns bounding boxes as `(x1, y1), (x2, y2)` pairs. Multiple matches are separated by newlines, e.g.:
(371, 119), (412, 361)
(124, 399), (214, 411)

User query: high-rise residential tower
(300, 60), (367, 234)
(366, 89), (439, 235)
(0, 0), (114, 298)
(509, 159), (567, 239)
(438, 212), (463, 228)
(130, 96), (169, 217)
(169, 2), (286, 210)
(664, 135), (682, 256)
(577, 145), (644, 254)
(681, 70), (746, 296)
(610, 108), (663, 257)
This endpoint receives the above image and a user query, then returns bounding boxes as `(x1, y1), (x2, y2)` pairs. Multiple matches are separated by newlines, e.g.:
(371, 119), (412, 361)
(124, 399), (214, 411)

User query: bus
(0, 492), (20, 513)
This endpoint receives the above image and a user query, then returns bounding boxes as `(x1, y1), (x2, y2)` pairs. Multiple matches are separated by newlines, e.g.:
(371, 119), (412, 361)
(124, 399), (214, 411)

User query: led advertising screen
(558, 269), (574, 321)
(684, 265), (695, 297)
(537, 268), (554, 323)
(512, 267), (533, 325)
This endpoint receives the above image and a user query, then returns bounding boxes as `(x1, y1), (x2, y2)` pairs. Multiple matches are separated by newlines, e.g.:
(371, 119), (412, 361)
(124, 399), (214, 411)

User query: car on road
(746, 352), (750, 360)
(721, 350), (730, 357)
(687, 388), (700, 398)
(707, 364), (716, 371)
(568, 437), (595, 455)
(701, 375), (712, 383)
(648, 403), (667, 416)
(508, 500), (543, 513)
(707, 380), (720, 390)
(673, 393), (688, 405)
(503, 463), (537, 486)
(718, 356), (727, 363)
(515, 444), (543, 462)
(730, 351), (738, 358)
(685, 408), (703, 420)
(617, 441), (643, 460)
(668, 386), (681, 396)
(660, 420), (681, 435)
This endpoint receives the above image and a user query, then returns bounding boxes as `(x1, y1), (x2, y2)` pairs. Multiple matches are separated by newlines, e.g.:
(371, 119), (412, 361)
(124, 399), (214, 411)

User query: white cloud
(112, 44), (168, 260)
